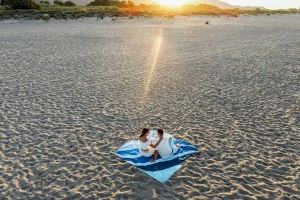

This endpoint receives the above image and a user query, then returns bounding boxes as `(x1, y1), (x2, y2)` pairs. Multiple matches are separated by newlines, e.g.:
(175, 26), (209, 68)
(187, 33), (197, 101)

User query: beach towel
(115, 138), (198, 183)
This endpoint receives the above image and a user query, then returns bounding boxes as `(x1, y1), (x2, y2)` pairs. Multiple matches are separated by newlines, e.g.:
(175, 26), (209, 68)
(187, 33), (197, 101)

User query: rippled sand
(0, 15), (299, 199)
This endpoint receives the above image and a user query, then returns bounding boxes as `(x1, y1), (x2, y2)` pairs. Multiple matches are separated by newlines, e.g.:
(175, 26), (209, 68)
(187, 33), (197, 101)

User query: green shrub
(40, 1), (50, 5)
(64, 1), (76, 6)
(87, 0), (120, 6)
(53, 0), (64, 6)
(1, 0), (41, 9)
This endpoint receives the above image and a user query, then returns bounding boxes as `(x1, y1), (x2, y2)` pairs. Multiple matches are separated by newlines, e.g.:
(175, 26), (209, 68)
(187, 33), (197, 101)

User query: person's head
(139, 128), (149, 140)
(157, 129), (164, 136)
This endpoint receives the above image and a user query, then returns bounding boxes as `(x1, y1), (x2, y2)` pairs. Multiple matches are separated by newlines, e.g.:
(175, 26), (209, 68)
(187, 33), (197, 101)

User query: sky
(223, 0), (300, 9)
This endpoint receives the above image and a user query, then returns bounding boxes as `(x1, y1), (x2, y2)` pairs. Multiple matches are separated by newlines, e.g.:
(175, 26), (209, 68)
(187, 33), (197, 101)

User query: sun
(154, 0), (190, 7)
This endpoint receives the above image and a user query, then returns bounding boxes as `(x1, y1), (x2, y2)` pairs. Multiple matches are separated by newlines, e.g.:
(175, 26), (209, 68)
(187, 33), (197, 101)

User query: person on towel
(138, 128), (163, 161)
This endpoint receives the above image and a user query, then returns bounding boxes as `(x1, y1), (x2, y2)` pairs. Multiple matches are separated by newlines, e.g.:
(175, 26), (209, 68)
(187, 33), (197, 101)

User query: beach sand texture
(0, 15), (299, 199)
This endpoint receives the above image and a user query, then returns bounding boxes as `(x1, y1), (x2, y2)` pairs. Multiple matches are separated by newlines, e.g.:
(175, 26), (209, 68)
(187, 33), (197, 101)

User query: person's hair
(157, 129), (164, 136)
(139, 128), (149, 139)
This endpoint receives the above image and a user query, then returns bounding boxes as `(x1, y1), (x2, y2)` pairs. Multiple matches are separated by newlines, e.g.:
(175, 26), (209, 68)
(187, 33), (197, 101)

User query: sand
(0, 15), (299, 199)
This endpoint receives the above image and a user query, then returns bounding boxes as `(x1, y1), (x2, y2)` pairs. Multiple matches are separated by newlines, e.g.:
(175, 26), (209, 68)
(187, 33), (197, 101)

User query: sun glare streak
(154, 0), (190, 7)
(142, 28), (163, 103)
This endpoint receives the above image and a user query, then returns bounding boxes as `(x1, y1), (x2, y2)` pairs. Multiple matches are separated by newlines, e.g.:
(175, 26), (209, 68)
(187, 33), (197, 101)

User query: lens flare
(154, 0), (190, 7)
(142, 28), (163, 102)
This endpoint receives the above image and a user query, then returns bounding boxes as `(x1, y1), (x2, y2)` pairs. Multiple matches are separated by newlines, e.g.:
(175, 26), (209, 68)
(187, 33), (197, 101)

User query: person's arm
(149, 138), (162, 148)
(149, 135), (163, 148)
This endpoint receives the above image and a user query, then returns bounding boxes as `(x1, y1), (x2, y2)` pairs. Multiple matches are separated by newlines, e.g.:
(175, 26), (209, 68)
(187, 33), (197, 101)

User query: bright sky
(224, 0), (300, 9)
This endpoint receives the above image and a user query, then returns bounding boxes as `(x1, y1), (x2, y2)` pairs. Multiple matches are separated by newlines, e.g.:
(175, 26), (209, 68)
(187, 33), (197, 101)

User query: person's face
(143, 131), (150, 140)
(141, 135), (147, 142)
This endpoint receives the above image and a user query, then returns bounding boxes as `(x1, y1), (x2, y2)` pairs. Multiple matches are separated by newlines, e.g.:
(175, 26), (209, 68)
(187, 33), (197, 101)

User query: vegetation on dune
(64, 1), (76, 7)
(88, 0), (120, 6)
(1, 0), (41, 9)
(52, 0), (76, 7)
(240, 8), (300, 15)
(0, 5), (120, 20)
(87, 0), (134, 7)
(0, 0), (299, 20)
(180, 4), (239, 17)
(38, 5), (118, 12)
(40, 1), (50, 5)
(53, 0), (64, 6)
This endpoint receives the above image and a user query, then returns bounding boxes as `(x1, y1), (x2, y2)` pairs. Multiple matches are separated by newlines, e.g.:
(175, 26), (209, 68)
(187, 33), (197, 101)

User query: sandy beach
(0, 15), (299, 199)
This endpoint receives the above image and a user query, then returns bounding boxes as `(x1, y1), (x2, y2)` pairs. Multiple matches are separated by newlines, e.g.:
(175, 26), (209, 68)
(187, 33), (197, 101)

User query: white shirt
(147, 130), (159, 143)
(139, 130), (159, 151)
(139, 140), (151, 151)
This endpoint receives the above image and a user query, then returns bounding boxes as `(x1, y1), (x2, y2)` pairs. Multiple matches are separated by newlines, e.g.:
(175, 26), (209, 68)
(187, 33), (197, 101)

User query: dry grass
(119, 4), (299, 17)
(0, 4), (299, 20)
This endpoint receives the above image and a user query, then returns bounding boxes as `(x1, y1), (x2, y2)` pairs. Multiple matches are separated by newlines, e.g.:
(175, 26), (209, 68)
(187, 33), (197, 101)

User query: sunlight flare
(154, 0), (191, 7)
(142, 28), (163, 102)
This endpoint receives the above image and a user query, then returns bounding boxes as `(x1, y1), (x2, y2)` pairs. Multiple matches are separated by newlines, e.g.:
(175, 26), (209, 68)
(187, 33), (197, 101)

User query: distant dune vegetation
(0, 0), (299, 20)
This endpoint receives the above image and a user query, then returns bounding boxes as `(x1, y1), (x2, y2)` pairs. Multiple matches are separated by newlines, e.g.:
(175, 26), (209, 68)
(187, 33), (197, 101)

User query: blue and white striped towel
(115, 138), (198, 183)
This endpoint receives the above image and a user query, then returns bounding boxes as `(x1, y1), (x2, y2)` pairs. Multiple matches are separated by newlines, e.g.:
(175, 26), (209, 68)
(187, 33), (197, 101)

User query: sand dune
(0, 15), (299, 199)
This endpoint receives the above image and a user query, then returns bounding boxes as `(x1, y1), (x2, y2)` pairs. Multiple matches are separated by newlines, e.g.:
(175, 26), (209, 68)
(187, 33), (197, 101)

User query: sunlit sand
(142, 28), (164, 103)
(0, 15), (299, 199)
